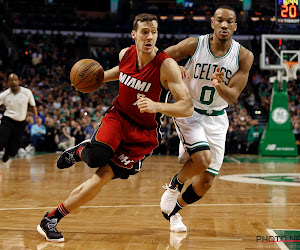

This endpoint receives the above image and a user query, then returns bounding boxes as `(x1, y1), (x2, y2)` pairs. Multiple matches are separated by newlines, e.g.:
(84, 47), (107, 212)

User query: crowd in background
(3, 0), (299, 34)
(0, 1), (299, 156)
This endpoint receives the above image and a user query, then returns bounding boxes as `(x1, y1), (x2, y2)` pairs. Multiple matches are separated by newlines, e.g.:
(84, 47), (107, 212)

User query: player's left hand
(212, 67), (224, 88)
(136, 96), (157, 113)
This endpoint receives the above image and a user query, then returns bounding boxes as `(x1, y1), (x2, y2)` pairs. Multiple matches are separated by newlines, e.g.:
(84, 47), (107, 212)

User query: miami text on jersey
(119, 72), (152, 92)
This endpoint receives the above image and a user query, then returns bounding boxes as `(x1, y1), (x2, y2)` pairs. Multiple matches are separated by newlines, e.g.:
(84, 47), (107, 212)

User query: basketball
(70, 59), (104, 93)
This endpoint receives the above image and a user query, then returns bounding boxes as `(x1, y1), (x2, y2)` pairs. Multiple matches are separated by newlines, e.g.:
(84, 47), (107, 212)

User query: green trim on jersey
(236, 44), (241, 68)
(206, 34), (233, 59)
(184, 143), (210, 150)
(173, 118), (210, 150)
(194, 108), (225, 116)
(184, 141), (209, 146)
(173, 118), (187, 145)
(205, 167), (219, 175)
(185, 36), (201, 70)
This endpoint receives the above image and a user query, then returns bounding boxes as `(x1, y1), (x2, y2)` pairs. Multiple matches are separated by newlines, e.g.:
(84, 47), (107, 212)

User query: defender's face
(212, 8), (237, 41)
(132, 20), (158, 54)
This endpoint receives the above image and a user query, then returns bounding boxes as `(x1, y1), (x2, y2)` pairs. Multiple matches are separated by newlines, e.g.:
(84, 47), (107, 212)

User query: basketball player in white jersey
(0, 73), (38, 162)
(160, 6), (254, 232)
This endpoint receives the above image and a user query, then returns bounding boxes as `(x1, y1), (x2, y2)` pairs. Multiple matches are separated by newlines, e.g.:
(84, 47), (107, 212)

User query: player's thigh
(84, 109), (123, 168)
(111, 125), (158, 169)
(174, 112), (210, 165)
(91, 110), (122, 151)
(204, 114), (229, 175)
(174, 112), (210, 153)
(190, 149), (211, 169)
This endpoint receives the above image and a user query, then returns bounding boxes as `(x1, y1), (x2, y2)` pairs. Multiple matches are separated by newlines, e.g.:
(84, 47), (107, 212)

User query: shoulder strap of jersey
(120, 45), (136, 63)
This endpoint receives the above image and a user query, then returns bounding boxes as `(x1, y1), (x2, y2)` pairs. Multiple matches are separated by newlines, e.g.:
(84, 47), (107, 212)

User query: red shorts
(92, 107), (159, 177)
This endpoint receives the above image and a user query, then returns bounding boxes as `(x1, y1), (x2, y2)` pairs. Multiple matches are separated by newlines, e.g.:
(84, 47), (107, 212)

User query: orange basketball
(70, 59), (104, 93)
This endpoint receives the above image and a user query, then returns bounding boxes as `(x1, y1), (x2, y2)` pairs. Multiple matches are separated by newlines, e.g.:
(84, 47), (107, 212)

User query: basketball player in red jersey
(37, 13), (193, 242)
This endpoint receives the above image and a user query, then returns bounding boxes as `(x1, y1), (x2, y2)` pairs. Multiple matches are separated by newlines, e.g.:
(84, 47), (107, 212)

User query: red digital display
(276, 0), (300, 24)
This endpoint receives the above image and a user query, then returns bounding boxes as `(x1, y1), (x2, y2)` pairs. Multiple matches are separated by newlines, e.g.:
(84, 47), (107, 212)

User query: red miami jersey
(114, 45), (171, 129)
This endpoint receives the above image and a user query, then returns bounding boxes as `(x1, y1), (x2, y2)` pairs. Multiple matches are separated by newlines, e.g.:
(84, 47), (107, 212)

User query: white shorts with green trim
(173, 110), (229, 176)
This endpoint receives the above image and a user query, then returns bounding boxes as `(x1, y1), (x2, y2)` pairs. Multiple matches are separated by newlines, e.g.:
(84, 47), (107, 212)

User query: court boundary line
(1, 203), (300, 211)
(227, 156), (241, 164)
(267, 229), (289, 250)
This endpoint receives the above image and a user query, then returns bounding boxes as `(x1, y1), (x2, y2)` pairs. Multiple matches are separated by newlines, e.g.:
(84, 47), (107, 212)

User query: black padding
(81, 143), (114, 168)
(181, 183), (203, 204)
(187, 146), (210, 156)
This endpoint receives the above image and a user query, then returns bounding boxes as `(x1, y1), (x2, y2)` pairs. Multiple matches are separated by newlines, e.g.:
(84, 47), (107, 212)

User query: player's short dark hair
(133, 13), (158, 31)
(215, 5), (237, 19)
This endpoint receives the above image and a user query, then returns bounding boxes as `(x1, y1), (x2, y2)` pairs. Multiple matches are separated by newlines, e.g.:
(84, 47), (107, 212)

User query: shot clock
(276, 0), (300, 24)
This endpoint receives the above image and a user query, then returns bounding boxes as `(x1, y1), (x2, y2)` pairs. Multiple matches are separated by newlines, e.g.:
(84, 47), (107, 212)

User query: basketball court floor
(0, 153), (299, 249)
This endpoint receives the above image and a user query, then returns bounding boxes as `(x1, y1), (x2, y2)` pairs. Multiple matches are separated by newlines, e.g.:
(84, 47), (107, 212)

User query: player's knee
(191, 151), (211, 173)
(81, 145), (114, 168)
(202, 179), (213, 191)
(95, 166), (115, 182)
(195, 172), (215, 193)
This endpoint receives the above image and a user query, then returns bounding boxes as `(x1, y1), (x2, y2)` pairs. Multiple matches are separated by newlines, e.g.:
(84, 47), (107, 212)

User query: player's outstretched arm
(164, 37), (198, 61)
(136, 58), (193, 118)
(103, 47), (129, 83)
(211, 46), (254, 105)
(103, 66), (119, 83)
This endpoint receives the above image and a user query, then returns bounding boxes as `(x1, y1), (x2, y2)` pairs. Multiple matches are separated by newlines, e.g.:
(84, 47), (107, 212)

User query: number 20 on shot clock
(276, 0), (300, 24)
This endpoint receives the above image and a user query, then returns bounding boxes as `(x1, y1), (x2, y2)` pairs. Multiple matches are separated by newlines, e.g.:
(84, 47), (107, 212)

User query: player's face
(212, 8), (237, 42)
(132, 20), (158, 54)
(8, 74), (20, 93)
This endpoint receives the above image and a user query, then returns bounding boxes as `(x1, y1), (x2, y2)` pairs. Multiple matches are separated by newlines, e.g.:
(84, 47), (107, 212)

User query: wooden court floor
(0, 153), (300, 249)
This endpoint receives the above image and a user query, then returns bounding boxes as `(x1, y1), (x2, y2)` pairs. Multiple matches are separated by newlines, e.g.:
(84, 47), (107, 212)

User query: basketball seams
(73, 62), (100, 87)
(79, 75), (103, 90)
(75, 64), (102, 89)
(76, 64), (100, 87)
(72, 59), (92, 86)
(78, 83), (101, 93)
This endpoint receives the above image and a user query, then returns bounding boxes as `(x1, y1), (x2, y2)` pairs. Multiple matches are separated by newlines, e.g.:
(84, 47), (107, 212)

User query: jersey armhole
(120, 46), (133, 63)
(237, 44), (241, 68)
(185, 36), (201, 70)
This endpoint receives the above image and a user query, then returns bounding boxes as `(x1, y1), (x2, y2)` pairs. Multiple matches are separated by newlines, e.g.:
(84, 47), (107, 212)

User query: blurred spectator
(225, 125), (237, 155)
(247, 124), (263, 154)
(293, 120), (300, 155)
(30, 117), (46, 151)
(55, 120), (75, 151)
(84, 119), (97, 139)
(44, 117), (57, 152)
(236, 125), (248, 154)
(53, 97), (62, 110)
(71, 120), (85, 145)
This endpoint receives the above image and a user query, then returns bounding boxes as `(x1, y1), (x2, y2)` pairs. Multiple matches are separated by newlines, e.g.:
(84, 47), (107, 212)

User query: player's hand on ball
(212, 66), (224, 87)
(136, 96), (157, 113)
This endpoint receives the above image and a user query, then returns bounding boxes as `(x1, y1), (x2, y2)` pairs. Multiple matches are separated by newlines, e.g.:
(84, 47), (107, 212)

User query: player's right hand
(136, 96), (157, 114)
(212, 67), (224, 88)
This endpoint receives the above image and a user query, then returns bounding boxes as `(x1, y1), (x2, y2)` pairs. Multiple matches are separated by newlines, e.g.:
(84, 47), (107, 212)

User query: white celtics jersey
(184, 34), (240, 111)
